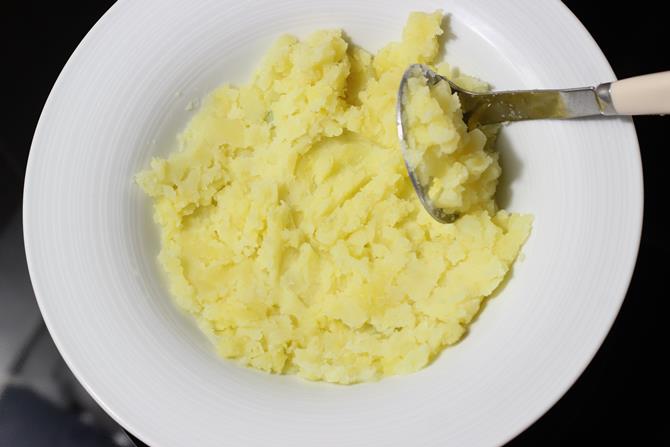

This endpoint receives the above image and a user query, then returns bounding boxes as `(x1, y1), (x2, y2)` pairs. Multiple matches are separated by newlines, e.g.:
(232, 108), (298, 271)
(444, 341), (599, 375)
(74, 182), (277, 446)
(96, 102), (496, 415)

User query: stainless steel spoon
(397, 63), (670, 223)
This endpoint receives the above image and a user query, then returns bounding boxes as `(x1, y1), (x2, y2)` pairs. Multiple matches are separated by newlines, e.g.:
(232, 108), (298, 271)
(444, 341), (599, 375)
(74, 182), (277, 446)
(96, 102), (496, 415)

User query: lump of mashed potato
(137, 11), (532, 384)
(403, 73), (500, 215)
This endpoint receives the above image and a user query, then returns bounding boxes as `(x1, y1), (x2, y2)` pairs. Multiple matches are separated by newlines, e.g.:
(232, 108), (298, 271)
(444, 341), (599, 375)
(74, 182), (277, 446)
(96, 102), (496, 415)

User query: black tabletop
(1, 2), (664, 446)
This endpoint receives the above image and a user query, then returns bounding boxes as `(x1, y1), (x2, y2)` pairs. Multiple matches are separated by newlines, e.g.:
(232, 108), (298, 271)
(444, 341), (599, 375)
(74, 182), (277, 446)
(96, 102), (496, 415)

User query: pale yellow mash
(137, 11), (532, 384)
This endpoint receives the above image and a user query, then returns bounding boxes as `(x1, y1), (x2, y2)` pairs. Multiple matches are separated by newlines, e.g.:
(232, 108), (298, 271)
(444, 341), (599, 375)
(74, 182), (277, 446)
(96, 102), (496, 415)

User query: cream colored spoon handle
(610, 71), (670, 115)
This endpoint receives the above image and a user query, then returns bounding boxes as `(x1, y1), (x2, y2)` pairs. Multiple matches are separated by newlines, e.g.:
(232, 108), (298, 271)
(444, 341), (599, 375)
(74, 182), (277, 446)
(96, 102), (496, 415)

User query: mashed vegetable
(137, 11), (532, 384)
(403, 73), (499, 215)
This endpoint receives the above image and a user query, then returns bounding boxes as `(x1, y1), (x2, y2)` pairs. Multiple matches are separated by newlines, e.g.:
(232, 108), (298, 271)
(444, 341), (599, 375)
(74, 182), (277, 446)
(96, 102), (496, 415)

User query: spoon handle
(608, 71), (670, 115)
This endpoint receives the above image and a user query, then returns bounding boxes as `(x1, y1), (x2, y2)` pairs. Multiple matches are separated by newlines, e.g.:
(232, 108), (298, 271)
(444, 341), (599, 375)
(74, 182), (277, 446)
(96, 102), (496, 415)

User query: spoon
(397, 63), (670, 223)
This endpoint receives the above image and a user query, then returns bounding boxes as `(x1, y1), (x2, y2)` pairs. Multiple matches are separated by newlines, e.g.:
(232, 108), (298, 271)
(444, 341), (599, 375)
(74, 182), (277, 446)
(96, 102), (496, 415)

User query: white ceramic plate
(24, 0), (642, 446)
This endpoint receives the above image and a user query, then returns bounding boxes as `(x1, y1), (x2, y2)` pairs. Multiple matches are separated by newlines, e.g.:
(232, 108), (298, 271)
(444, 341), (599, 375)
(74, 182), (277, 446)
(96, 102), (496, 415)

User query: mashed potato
(403, 74), (500, 215)
(137, 11), (532, 384)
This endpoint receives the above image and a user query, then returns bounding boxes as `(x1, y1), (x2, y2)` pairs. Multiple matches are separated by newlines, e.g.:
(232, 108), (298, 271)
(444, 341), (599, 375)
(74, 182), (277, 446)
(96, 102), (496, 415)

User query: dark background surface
(1, 1), (664, 446)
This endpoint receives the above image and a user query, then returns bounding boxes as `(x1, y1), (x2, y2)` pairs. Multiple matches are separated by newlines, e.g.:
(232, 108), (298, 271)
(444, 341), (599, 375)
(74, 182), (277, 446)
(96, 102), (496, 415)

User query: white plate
(24, 0), (642, 446)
